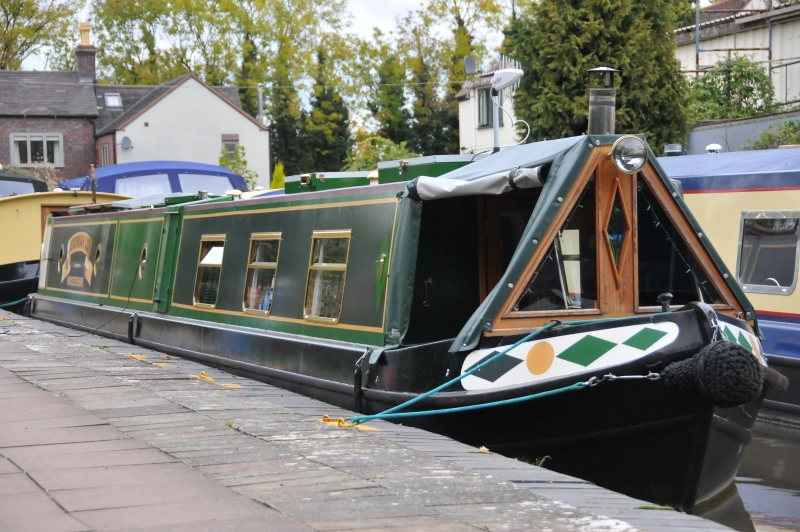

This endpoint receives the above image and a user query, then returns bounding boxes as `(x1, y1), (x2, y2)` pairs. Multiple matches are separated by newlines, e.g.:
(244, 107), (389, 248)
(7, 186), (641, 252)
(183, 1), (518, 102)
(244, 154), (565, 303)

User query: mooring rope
(0, 297), (28, 309)
(350, 313), (670, 425)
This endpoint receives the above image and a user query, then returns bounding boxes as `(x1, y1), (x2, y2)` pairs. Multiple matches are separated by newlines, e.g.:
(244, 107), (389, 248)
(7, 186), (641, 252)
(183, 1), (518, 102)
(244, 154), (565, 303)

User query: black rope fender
(662, 341), (763, 408)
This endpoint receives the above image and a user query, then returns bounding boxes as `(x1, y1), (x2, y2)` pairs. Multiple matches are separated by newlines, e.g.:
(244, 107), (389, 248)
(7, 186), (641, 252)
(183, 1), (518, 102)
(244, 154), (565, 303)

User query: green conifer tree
(404, 11), (459, 156)
(368, 33), (413, 144)
(505, 0), (691, 150)
(304, 50), (353, 172)
(268, 82), (307, 177)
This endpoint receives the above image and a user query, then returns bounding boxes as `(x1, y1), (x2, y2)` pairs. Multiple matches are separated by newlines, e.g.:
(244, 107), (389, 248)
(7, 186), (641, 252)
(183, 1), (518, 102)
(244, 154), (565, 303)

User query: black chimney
(75, 22), (96, 84)
(587, 67), (618, 135)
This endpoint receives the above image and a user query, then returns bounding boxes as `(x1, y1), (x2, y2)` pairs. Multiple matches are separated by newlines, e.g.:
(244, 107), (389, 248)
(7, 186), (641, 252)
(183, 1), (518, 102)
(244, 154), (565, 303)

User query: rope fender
(662, 341), (763, 408)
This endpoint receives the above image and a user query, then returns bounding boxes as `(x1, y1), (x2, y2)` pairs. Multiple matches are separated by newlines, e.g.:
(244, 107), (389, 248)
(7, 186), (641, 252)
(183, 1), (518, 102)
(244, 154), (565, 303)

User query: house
(0, 23), (270, 187)
(455, 56), (522, 155)
(673, 0), (799, 153)
(675, 1), (793, 105)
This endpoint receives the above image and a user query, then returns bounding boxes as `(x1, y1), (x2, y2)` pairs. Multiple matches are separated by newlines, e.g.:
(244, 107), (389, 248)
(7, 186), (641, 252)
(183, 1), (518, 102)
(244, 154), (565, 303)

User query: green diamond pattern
(623, 327), (668, 351)
(723, 326), (738, 343)
(737, 331), (753, 352)
(557, 335), (616, 367)
(468, 352), (524, 382)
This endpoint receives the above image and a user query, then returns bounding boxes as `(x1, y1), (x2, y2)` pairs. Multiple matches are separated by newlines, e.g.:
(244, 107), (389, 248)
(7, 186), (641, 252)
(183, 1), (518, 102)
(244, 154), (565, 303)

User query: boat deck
(0, 309), (732, 531)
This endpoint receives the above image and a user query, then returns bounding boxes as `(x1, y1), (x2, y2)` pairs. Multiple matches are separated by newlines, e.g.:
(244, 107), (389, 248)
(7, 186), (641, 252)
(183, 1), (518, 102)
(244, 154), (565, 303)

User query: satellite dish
(121, 137), (133, 150)
(491, 68), (524, 91)
(464, 56), (476, 76)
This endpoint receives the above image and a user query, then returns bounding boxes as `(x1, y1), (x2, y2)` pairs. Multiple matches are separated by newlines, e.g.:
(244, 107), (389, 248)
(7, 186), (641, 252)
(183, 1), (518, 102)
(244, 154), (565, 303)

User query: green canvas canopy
(397, 134), (760, 353)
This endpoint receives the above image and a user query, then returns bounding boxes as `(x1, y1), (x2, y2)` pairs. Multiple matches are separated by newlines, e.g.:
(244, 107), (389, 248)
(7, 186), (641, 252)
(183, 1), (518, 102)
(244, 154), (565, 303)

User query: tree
(427, 0), (504, 84)
(269, 83), (308, 177)
(364, 30), (413, 144)
(218, 145), (259, 189)
(505, 0), (691, 150)
(1, 0), (82, 70)
(304, 49), (352, 172)
(271, 161), (285, 189)
(342, 135), (419, 171)
(402, 10), (459, 156)
(692, 56), (778, 120)
(92, 0), (176, 84)
(745, 120), (800, 150)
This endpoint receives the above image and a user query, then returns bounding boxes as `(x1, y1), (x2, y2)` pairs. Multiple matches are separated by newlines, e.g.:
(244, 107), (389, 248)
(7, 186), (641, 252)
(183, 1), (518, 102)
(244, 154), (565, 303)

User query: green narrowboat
(30, 135), (786, 512)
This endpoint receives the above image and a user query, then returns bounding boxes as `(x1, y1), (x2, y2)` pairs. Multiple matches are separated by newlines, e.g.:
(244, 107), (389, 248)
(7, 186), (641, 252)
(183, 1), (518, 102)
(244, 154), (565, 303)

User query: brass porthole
(138, 244), (147, 280)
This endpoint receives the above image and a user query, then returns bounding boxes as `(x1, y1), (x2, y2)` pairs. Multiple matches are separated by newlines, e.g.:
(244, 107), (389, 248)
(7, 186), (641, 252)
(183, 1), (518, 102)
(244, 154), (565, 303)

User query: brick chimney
(75, 22), (96, 84)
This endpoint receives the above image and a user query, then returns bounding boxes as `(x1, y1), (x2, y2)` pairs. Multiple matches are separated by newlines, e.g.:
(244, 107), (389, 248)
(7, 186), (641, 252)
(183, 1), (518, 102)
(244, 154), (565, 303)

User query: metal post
(695, 0), (701, 77)
(769, 20), (773, 81)
(256, 84), (264, 125)
(491, 88), (500, 154)
(90, 164), (96, 204)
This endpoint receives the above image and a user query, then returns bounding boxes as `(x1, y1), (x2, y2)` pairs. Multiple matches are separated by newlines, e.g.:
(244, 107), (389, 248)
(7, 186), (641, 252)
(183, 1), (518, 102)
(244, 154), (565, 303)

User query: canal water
(699, 422), (800, 532)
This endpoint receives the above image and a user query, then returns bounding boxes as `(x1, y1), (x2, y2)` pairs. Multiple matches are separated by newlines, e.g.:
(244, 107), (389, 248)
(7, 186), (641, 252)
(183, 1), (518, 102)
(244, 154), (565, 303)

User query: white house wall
(676, 16), (800, 105)
(114, 78), (271, 188)
(458, 88), (520, 154)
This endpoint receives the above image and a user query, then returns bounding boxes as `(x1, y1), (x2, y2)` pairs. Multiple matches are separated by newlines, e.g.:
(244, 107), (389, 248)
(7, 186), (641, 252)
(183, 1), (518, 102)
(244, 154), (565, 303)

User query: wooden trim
(601, 177), (633, 289)
(493, 149), (601, 328)
(638, 163), (740, 313)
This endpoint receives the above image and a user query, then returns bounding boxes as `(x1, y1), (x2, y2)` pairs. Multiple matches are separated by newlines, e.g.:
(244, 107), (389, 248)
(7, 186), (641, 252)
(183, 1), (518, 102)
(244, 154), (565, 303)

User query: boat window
(0, 180), (35, 197)
(193, 235), (226, 308)
(243, 233), (281, 314)
(637, 179), (724, 306)
(512, 176), (597, 313)
(178, 173), (235, 195)
(304, 230), (351, 323)
(115, 174), (172, 196)
(738, 212), (799, 295)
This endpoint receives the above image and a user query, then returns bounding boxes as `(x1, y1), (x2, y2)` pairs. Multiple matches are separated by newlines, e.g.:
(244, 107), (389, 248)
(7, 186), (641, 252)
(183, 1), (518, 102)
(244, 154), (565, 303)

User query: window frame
(193, 234), (226, 309)
(477, 88), (503, 128)
(736, 210), (799, 296)
(222, 141), (238, 161)
(303, 230), (352, 324)
(9, 133), (64, 167)
(101, 144), (110, 166)
(104, 93), (123, 108)
(242, 232), (282, 316)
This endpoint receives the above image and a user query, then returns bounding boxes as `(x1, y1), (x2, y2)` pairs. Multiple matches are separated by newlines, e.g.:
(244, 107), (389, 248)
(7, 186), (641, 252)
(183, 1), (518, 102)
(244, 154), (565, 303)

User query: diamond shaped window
(603, 181), (630, 281)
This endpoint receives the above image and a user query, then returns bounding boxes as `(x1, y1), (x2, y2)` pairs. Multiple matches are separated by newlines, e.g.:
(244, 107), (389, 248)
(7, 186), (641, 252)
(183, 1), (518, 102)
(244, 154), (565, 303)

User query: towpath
(0, 309), (731, 531)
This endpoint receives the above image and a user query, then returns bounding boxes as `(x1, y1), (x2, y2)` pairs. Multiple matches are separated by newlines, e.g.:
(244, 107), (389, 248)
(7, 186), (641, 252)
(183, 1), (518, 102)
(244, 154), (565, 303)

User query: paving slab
(0, 309), (733, 532)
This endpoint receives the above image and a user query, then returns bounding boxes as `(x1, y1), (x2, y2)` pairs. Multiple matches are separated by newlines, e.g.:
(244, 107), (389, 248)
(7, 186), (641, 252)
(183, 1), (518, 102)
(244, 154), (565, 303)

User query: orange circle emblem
(526, 341), (555, 375)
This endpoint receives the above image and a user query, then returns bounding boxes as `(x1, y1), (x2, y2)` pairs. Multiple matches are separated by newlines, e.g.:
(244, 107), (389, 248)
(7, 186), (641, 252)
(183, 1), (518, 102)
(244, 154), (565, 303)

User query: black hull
(30, 294), (769, 512)
(759, 354), (800, 425)
(0, 260), (38, 307)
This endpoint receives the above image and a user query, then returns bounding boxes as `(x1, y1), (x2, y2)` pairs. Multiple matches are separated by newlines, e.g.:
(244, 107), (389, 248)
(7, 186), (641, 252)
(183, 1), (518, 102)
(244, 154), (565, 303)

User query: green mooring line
(351, 312), (671, 425)
(351, 381), (586, 423)
(0, 297), (28, 309)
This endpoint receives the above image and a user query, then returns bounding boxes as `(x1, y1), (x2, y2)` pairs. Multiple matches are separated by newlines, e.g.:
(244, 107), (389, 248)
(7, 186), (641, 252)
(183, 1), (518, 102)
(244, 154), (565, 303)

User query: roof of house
(94, 72), (260, 137)
(0, 71), (98, 117)
(0, 69), (252, 134)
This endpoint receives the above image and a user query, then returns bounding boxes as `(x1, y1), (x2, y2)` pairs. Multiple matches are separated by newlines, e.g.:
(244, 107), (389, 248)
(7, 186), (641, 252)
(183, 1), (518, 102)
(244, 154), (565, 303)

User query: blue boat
(660, 149), (800, 423)
(58, 161), (247, 198)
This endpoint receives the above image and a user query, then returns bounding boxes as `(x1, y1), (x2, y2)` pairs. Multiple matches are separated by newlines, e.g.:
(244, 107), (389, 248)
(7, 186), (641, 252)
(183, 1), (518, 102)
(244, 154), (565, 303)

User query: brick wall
(96, 133), (115, 167)
(0, 117), (95, 182)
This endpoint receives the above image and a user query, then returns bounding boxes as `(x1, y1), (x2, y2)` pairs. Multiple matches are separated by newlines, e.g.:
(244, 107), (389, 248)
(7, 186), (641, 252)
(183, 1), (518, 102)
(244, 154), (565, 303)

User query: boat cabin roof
(659, 149), (800, 192)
